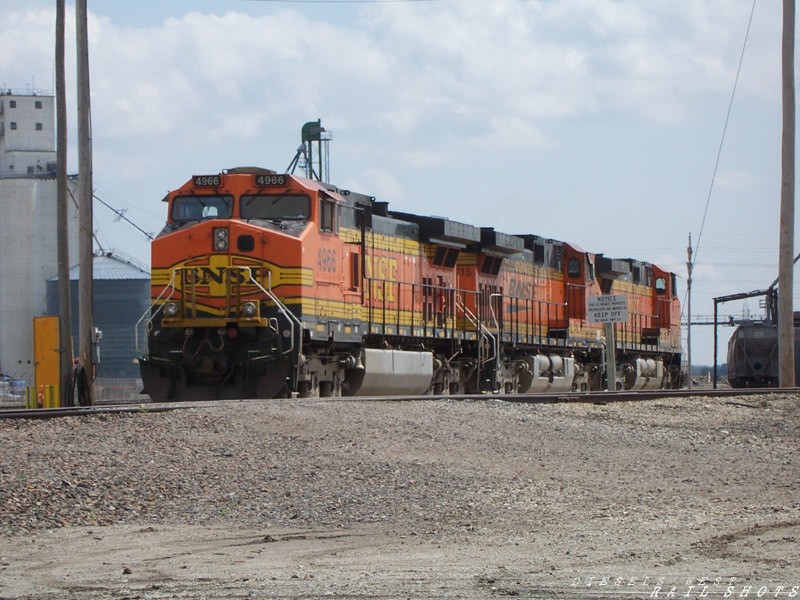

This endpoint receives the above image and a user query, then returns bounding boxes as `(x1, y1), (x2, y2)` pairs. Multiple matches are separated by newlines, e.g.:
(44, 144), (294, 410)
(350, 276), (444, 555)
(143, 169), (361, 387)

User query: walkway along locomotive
(137, 168), (682, 401)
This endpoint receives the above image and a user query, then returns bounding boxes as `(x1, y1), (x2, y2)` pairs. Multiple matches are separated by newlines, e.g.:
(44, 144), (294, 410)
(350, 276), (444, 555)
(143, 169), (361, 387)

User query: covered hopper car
(727, 318), (800, 388)
(726, 322), (779, 388)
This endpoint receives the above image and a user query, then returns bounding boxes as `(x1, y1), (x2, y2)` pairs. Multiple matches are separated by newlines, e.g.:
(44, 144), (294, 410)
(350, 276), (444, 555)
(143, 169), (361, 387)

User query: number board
(253, 174), (287, 187)
(586, 294), (628, 324)
(193, 175), (221, 187)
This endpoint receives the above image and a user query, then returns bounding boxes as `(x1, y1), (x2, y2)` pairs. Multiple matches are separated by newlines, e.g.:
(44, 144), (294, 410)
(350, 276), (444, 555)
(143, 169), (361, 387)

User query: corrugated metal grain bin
(47, 251), (149, 379)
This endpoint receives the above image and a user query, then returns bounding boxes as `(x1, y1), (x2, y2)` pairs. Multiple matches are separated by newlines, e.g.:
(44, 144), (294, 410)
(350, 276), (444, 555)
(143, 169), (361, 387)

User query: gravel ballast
(0, 394), (798, 599)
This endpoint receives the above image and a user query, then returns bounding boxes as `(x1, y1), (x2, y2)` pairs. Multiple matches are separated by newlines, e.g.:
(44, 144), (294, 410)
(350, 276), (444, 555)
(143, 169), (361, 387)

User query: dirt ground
(0, 392), (798, 599)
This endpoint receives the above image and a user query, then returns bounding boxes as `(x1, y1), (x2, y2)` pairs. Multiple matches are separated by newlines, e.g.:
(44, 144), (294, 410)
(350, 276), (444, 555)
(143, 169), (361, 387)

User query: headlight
(241, 301), (258, 317)
(213, 227), (229, 251)
(164, 302), (180, 317)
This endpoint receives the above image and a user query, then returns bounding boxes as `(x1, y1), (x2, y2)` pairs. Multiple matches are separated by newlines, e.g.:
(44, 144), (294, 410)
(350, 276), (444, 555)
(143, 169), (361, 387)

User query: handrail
(241, 267), (302, 357)
(134, 266), (302, 357)
(134, 269), (178, 355)
(455, 292), (496, 367)
(488, 292), (505, 361)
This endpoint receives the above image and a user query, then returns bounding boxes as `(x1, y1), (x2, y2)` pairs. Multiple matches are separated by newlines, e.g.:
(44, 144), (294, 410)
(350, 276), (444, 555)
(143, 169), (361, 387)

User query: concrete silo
(0, 89), (80, 383)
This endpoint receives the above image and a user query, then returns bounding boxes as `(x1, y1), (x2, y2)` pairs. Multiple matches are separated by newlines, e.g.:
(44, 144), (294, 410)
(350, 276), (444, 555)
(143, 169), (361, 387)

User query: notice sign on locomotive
(587, 295), (628, 324)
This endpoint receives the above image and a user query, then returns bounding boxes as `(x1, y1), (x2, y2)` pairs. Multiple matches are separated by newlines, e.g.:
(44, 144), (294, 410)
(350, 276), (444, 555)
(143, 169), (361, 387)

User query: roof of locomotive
(159, 167), (676, 278)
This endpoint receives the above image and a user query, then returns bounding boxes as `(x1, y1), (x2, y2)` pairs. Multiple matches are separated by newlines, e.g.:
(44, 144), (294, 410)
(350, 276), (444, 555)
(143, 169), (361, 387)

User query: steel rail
(0, 386), (796, 420)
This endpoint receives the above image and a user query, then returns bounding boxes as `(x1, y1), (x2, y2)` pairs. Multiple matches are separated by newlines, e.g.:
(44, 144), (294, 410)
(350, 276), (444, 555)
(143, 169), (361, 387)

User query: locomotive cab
(140, 170), (327, 401)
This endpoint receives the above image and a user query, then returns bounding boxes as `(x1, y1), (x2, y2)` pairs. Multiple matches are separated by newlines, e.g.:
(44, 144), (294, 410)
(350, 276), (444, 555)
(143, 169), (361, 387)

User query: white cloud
(2, 1), (777, 155)
(351, 167), (404, 203)
(715, 169), (759, 192)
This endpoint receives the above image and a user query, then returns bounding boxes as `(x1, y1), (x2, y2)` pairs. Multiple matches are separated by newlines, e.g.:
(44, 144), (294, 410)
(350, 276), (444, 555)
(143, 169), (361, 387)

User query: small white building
(0, 89), (79, 382)
(0, 90), (56, 177)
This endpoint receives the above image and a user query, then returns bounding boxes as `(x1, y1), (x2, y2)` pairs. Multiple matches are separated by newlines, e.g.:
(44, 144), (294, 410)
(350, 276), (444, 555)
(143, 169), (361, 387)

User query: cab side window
(567, 257), (581, 279)
(320, 199), (338, 233)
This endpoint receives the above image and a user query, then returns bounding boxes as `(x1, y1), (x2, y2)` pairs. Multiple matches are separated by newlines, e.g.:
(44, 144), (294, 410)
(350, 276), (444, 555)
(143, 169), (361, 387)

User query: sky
(0, 0), (792, 367)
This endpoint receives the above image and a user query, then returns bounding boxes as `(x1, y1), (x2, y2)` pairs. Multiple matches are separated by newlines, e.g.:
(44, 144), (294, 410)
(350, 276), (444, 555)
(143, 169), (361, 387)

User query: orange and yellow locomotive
(138, 167), (682, 401)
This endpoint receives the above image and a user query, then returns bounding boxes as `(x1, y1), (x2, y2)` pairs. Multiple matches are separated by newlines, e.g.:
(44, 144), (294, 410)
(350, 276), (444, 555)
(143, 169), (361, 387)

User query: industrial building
(0, 88), (80, 383)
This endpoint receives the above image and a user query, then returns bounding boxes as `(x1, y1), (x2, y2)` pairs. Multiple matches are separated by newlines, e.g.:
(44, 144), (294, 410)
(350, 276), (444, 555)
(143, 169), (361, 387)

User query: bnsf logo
(173, 265), (265, 299)
(508, 279), (533, 299)
(183, 266), (261, 285)
(158, 254), (312, 297)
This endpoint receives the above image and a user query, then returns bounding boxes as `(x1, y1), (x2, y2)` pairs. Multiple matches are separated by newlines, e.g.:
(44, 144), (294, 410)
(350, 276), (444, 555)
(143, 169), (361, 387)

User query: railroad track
(0, 386), (796, 420)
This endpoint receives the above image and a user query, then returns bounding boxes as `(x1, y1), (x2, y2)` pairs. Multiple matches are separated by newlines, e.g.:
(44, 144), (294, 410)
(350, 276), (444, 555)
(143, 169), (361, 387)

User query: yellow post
(33, 316), (61, 408)
(25, 387), (36, 409)
(41, 385), (57, 409)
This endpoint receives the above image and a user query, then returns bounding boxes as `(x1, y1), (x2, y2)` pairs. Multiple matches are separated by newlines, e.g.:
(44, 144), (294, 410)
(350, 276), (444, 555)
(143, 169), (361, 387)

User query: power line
(94, 193), (154, 240)
(691, 0), (757, 270)
(244, 0), (451, 3)
(682, 0), (757, 335)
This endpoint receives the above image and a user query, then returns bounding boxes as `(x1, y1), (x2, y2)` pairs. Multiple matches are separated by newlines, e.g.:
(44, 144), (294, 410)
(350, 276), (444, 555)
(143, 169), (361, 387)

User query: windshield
(171, 195), (233, 222)
(240, 194), (311, 221)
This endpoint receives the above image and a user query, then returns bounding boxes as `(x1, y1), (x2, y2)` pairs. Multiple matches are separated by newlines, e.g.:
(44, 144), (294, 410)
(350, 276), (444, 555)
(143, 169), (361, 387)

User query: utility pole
(55, 0), (72, 404)
(76, 0), (94, 404)
(686, 233), (693, 389)
(779, 0), (795, 387)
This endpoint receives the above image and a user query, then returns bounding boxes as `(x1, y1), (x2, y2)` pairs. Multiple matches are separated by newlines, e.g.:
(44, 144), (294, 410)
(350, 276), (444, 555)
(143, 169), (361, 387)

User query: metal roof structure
(49, 251), (149, 281)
